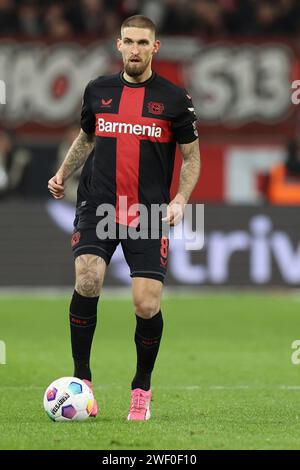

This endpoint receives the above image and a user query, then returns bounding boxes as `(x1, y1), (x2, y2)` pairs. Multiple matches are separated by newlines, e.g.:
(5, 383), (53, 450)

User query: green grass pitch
(1, 292), (300, 450)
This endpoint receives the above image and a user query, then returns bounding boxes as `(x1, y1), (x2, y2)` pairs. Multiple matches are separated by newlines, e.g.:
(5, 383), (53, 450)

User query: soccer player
(48, 15), (200, 421)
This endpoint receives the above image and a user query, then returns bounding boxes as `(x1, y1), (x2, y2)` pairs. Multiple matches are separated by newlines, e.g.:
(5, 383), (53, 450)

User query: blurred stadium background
(1, 0), (300, 289)
(1, 0), (300, 450)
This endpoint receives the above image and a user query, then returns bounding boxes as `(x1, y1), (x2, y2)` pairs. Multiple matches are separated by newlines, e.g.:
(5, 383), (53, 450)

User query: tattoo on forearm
(178, 140), (201, 202)
(61, 129), (95, 180)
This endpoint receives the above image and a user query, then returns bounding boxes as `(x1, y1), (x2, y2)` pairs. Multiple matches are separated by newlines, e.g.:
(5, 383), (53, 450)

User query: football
(43, 377), (95, 422)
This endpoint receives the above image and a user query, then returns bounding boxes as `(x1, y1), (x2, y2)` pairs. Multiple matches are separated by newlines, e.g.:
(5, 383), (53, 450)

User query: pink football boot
(83, 379), (98, 418)
(127, 388), (152, 421)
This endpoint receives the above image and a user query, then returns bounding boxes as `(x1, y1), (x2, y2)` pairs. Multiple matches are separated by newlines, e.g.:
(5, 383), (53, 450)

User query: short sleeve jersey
(78, 71), (198, 225)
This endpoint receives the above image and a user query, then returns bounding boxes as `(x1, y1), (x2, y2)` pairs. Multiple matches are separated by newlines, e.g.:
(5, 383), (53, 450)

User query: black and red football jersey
(78, 71), (198, 225)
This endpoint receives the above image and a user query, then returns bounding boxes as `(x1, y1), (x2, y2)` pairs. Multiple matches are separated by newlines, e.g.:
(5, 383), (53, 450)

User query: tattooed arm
(48, 129), (95, 199)
(177, 139), (201, 203)
(162, 139), (201, 225)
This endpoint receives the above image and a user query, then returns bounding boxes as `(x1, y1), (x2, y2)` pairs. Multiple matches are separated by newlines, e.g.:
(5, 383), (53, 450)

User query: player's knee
(134, 298), (160, 319)
(75, 275), (101, 298)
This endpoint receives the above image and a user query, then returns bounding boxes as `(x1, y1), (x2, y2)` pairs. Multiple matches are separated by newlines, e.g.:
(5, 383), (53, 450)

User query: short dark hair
(121, 15), (156, 36)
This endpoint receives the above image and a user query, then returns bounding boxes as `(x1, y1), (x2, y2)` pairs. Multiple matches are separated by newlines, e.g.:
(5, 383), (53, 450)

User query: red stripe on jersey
(94, 86), (172, 226)
(116, 87), (144, 226)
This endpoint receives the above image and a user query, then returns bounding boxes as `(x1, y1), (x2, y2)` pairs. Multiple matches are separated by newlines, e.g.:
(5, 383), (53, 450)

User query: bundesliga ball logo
(43, 377), (95, 422)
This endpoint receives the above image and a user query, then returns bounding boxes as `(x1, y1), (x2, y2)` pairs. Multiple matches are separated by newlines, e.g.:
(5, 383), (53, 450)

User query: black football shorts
(71, 209), (169, 283)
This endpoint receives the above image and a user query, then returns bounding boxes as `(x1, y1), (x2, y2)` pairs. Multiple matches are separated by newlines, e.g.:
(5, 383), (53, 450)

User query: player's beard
(124, 56), (151, 78)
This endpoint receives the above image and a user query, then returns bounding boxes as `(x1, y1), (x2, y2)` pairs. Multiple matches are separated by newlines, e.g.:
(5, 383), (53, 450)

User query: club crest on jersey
(100, 98), (113, 108)
(147, 101), (164, 115)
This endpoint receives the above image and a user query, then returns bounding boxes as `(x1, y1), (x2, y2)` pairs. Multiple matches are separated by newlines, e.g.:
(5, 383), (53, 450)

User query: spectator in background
(191, 0), (227, 36)
(1, 0), (299, 37)
(267, 139), (300, 205)
(253, 0), (281, 35)
(0, 0), (18, 34)
(17, 0), (41, 37)
(240, 0), (300, 36)
(118, 0), (140, 19)
(285, 140), (300, 175)
(276, 0), (300, 34)
(43, 2), (73, 38)
(160, 0), (194, 35)
(67, 0), (119, 37)
(217, 0), (254, 35)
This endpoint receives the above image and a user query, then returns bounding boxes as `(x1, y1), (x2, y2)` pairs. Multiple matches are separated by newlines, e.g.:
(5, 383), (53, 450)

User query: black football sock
(69, 290), (99, 381)
(132, 310), (163, 391)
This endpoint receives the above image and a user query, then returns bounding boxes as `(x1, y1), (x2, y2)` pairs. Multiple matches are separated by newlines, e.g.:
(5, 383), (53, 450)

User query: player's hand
(48, 173), (65, 199)
(162, 194), (186, 226)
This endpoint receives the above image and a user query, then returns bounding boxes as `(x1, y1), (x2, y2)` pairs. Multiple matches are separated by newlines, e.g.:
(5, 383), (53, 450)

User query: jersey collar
(119, 71), (156, 87)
